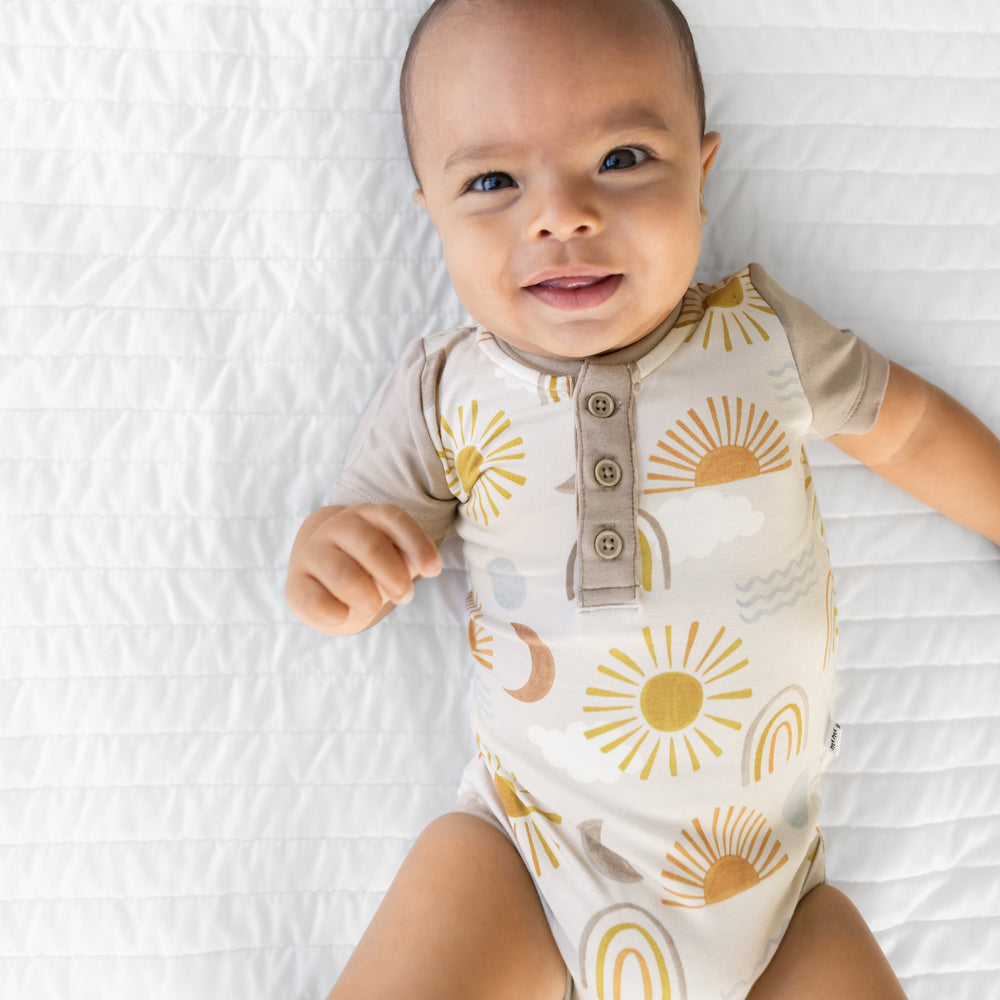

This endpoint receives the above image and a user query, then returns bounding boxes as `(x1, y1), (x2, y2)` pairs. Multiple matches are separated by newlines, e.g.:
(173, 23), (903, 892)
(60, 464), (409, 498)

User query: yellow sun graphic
(583, 623), (752, 780)
(645, 396), (792, 494)
(675, 271), (775, 352)
(477, 744), (562, 876)
(661, 807), (789, 908)
(438, 401), (527, 524)
(465, 590), (493, 670)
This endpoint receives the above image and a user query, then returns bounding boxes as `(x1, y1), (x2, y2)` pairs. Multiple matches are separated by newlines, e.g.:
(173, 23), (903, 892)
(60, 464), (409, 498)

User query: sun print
(661, 807), (788, 908)
(675, 271), (776, 352)
(476, 741), (562, 877)
(582, 623), (752, 780)
(646, 397), (792, 494)
(465, 590), (493, 669)
(495, 770), (563, 876)
(438, 401), (526, 523)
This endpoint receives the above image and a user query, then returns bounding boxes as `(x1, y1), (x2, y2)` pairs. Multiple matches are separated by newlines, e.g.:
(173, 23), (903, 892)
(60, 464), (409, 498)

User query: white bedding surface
(2, 2), (998, 998)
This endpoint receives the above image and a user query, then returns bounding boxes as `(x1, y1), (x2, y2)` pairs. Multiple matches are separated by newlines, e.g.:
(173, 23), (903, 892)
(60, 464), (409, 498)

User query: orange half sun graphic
(583, 623), (752, 780)
(675, 272), (776, 352)
(645, 396), (792, 494)
(438, 401), (526, 524)
(465, 590), (493, 669)
(661, 807), (789, 908)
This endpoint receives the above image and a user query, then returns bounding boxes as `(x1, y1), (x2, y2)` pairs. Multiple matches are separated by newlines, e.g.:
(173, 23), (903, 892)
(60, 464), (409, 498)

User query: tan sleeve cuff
(749, 262), (890, 438)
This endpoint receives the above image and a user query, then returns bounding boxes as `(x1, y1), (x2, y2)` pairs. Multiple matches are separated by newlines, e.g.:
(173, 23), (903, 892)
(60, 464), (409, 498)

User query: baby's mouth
(524, 273), (623, 310)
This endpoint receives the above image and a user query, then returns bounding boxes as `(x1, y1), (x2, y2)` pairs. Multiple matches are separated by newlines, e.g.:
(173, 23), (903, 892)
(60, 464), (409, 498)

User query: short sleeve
(328, 335), (458, 542)
(749, 263), (890, 438)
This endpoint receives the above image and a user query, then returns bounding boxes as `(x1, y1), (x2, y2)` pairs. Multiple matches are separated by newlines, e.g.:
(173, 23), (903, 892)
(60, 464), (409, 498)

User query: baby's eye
(600, 146), (650, 172)
(466, 171), (517, 193)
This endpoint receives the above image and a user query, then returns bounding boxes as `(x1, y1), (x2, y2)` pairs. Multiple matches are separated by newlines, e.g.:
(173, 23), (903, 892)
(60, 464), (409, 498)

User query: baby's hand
(285, 503), (443, 636)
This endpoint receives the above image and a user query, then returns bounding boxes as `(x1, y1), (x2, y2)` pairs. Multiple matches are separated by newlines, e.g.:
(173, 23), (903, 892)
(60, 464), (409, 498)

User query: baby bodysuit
(329, 263), (889, 1000)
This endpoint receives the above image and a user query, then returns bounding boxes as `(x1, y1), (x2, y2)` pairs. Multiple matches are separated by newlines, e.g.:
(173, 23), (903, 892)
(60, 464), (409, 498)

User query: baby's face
(410, 0), (720, 360)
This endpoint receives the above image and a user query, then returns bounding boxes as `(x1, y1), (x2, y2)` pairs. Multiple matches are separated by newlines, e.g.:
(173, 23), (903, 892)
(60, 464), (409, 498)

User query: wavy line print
(766, 363), (796, 378)
(735, 551), (811, 592)
(739, 577), (818, 623)
(736, 559), (817, 609)
(774, 387), (807, 402)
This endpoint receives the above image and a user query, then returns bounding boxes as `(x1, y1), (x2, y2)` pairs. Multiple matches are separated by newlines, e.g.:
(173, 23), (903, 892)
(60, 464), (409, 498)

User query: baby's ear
(701, 131), (722, 182)
(699, 132), (722, 223)
(412, 188), (427, 210)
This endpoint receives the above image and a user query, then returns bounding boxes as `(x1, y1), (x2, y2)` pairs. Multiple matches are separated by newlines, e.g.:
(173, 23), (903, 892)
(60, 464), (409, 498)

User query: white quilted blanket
(3, 2), (998, 998)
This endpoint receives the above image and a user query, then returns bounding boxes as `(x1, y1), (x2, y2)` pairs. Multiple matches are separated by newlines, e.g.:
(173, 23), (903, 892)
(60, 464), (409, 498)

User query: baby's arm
(286, 503), (443, 636)
(831, 363), (1000, 544)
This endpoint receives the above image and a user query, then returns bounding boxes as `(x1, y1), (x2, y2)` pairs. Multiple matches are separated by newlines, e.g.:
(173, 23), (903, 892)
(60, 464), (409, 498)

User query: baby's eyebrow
(443, 142), (520, 175)
(596, 104), (676, 139)
(441, 106), (676, 177)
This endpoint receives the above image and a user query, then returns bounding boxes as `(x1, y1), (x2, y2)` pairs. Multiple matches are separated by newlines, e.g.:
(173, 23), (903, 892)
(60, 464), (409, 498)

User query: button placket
(575, 363), (638, 606)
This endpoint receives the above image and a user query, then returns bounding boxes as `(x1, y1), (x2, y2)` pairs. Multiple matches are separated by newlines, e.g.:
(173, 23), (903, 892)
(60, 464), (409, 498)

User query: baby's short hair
(399, 0), (707, 180)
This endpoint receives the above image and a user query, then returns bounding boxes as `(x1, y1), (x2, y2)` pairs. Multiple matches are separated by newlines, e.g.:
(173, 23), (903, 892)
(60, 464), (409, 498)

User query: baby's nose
(526, 179), (603, 241)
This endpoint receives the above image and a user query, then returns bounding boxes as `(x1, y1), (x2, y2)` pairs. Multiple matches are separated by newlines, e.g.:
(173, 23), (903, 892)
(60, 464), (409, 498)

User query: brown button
(587, 392), (616, 418)
(594, 529), (624, 560)
(594, 459), (622, 488)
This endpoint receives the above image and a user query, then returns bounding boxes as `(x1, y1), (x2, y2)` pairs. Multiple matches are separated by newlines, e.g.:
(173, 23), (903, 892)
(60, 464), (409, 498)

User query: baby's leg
(747, 884), (907, 999)
(328, 811), (569, 1000)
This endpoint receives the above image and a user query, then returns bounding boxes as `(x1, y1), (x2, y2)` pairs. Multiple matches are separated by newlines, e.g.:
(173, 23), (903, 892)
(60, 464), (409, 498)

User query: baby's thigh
(746, 883), (907, 1000)
(329, 811), (568, 1000)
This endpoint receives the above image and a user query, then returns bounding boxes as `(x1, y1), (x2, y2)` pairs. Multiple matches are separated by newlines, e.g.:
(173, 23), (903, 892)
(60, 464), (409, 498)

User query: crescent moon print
(579, 819), (644, 883)
(504, 623), (556, 702)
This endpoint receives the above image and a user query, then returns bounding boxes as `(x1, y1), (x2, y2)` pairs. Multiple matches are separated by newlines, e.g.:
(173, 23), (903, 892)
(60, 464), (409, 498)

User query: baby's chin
(490, 324), (649, 362)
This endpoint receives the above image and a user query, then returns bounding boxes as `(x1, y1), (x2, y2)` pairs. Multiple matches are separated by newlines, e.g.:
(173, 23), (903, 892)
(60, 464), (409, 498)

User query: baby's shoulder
(421, 323), (480, 356)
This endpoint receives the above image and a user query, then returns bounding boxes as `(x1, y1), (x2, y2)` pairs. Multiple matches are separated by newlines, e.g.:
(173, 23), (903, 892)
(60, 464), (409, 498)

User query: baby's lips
(523, 273), (624, 310)
(523, 263), (617, 288)
(534, 275), (610, 290)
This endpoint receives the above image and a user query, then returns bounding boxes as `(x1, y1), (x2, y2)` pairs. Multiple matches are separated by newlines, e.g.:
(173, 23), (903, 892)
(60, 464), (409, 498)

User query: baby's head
(400, 0), (721, 360)
(401, 0), (707, 177)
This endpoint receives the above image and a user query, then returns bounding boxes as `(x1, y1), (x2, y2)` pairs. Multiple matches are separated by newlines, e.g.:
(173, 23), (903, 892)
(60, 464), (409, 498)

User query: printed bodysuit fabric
(330, 264), (890, 999)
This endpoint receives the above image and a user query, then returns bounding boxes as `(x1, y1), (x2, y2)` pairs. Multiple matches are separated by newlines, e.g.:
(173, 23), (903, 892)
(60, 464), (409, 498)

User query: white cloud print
(527, 722), (626, 784)
(646, 489), (764, 563)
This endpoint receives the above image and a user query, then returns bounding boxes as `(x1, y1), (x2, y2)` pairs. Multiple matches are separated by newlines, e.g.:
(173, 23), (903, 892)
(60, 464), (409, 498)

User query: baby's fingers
(286, 570), (352, 634)
(286, 503), (441, 636)
(354, 503), (443, 586)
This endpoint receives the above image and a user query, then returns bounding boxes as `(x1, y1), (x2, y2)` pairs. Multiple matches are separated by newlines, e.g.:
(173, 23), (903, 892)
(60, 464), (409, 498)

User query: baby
(286, 1), (1000, 997)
